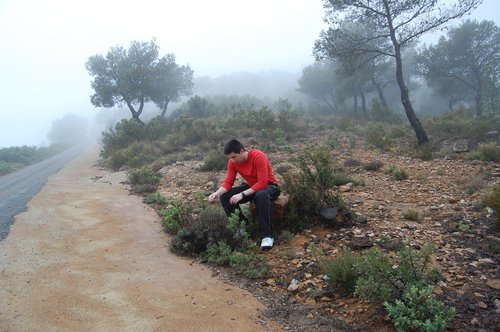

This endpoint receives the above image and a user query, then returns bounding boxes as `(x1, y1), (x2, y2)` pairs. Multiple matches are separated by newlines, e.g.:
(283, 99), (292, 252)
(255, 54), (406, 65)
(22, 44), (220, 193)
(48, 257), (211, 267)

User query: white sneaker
(260, 237), (274, 251)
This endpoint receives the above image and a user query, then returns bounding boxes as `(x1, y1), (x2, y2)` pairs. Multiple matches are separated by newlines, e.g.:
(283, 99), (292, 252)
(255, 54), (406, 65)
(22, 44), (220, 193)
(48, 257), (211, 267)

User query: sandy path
(0, 145), (281, 332)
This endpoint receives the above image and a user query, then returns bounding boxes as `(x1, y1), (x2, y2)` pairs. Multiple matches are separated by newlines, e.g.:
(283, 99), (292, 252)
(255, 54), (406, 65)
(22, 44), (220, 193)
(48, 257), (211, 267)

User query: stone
(477, 301), (488, 309)
(486, 279), (500, 290)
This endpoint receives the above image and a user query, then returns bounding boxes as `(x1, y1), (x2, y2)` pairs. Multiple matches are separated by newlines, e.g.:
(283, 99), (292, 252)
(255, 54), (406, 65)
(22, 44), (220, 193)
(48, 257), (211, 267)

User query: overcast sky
(0, 0), (498, 148)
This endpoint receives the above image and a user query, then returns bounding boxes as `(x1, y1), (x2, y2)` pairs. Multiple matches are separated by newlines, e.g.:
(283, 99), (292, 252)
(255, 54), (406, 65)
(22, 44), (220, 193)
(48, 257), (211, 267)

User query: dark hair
(223, 139), (245, 154)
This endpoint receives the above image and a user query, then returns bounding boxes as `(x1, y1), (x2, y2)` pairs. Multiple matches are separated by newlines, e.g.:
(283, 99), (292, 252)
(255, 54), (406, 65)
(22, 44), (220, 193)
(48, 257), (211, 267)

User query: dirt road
(0, 145), (281, 331)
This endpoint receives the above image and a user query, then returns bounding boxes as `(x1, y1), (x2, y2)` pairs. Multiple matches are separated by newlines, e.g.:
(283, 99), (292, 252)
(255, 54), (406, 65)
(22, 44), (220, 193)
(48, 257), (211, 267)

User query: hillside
(150, 132), (500, 331)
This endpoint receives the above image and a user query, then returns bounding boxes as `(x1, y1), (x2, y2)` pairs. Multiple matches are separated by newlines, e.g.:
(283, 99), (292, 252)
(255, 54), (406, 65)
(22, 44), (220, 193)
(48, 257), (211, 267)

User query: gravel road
(0, 144), (86, 240)
(0, 144), (280, 331)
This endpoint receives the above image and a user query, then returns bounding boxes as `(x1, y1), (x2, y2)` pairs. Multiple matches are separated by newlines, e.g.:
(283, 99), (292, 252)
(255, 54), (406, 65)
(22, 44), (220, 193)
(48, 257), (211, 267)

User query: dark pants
(220, 183), (280, 238)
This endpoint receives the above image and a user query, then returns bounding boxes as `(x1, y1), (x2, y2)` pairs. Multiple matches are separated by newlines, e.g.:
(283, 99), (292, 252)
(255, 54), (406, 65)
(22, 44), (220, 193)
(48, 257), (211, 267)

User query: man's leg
(254, 185), (280, 242)
(219, 184), (251, 222)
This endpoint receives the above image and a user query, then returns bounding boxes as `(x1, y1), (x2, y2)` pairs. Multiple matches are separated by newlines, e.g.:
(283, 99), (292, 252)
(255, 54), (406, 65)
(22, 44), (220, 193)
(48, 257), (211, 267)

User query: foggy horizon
(1, 0), (499, 148)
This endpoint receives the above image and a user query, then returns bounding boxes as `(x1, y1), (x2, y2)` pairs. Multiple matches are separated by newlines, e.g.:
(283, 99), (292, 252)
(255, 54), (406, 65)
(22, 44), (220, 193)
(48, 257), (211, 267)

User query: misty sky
(0, 0), (498, 148)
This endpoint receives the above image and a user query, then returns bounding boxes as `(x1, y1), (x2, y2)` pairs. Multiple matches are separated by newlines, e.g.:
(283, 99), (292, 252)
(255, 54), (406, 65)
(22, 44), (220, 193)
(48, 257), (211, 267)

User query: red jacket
(221, 150), (278, 192)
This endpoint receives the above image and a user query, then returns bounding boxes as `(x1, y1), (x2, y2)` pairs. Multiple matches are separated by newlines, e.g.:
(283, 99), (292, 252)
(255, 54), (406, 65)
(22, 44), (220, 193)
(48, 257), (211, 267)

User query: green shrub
(386, 165), (408, 181)
(205, 241), (233, 265)
(169, 208), (245, 256)
(200, 150), (227, 171)
(403, 210), (420, 221)
(143, 192), (168, 206)
(282, 148), (346, 226)
(469, 142), (500, 162)
(355, 244), (439, 304)
(384, 285), (456, 332)
(378, 235), (405, 251)
(101, 119), (146, 158)
(229, 252), (269, 279)
(364, 160), (384, 171)
(128, 167), (161, 193)
(323, 249), (362, 293)
(423, 109), (500, 141)
(0, 161), (13, 175)
(364, 123), (393, 151)
(487, 185), (500, 228)
(159, 200), (192, 234)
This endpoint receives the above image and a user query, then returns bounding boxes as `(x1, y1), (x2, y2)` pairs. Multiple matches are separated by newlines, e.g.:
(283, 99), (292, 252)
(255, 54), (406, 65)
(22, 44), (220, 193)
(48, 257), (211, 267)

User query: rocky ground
(152, 133), (500, 332)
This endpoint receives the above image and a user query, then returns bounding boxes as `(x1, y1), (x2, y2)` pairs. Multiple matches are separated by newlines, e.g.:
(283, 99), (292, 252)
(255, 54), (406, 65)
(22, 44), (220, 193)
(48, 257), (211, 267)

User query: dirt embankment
(0, 145), (282, 332)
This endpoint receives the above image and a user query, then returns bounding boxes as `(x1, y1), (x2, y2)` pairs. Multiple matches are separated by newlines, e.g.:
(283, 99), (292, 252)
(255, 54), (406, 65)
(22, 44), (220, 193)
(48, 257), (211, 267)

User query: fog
(0, 0), (498, 148)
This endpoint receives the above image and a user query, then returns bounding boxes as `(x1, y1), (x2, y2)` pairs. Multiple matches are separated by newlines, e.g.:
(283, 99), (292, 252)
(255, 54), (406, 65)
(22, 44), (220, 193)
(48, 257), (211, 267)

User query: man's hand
(208, 192), (219, 203)
(229, 193), (243, 205)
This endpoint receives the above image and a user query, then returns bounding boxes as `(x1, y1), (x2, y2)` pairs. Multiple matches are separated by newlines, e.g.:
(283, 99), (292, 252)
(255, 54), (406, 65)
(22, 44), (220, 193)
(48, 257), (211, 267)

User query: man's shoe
(261, 237), (274, 251)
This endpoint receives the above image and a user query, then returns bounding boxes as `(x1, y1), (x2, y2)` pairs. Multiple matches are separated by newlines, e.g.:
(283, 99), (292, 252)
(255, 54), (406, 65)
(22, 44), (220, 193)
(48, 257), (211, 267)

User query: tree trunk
(353, 81), (358, 117)
(160, 98), (171, 118)
(360, 89), (367, 117)
(371, 76), (389, 109)
(394, 47), (429, 144)
(383, 0), (428, 145)
(126, 99), (144, 124)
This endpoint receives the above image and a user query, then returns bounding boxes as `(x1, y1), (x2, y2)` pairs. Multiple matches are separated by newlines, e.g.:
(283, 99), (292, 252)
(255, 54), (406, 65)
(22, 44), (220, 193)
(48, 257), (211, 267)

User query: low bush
(199, 150), (227, 171)
(169, 208), (248, 256)
(487, 185), (500, 228)
(468, 142), (500, 162)
(364, 160), (384, 171)
(0, 161), (13, 175)
(282, 147), (347, 227)
(128, 167), (161, 193)
(355, 244), (440, 303)
(159, 200), (191, 234)
(403, 210), (420, 221)
(323, 248), (362, 293)
(385, 285), (456, 332)
(364, 123), (394, 151)
(143, 192), (168, 206)
(386, 165), (409, 181)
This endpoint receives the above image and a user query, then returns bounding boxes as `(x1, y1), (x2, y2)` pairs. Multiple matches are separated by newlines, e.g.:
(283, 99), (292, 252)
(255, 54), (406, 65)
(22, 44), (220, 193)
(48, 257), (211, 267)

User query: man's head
(224, 139), (247, 163)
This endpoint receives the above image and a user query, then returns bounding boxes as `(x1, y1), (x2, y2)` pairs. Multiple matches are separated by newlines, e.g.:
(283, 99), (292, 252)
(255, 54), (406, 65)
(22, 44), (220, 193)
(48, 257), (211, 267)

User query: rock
(476, 258), (495, 265)
(320, 207), (338, 220)
(434, 286), (443, 295)
(348, 238), (373, 250)
(287, 279), (300, 292)
(452, 140), (471, 153)
(477, 301), (488, 309)
(486, 279), (500, 290)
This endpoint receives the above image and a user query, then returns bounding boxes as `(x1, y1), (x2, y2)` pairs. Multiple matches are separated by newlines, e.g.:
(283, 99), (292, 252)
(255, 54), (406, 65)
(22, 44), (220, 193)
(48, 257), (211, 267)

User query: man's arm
(208, 187), (228, 203)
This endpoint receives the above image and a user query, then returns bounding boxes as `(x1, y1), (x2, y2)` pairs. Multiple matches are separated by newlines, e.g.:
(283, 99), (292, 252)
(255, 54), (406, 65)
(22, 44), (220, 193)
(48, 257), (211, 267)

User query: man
(208, 139), (280, 250)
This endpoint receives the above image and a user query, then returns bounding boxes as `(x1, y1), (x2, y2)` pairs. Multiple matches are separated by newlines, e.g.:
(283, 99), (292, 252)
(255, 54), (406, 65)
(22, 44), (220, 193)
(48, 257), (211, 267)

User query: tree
(86, 39), (193, 123)
(47, 113), (88, 147)
(298, 60), (341, 113)
(151, 54), (194, 118)
(314, 0), (482, 145)
(416, 20), (500, 115)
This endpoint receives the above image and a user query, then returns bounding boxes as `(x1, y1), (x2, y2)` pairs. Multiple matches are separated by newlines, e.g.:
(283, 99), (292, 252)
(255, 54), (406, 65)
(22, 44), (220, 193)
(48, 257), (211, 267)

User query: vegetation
(0, 144), (66, 175)
(86, 39), (193, 123)
(314, 242), (454, 331)
(416, 19), (500, 115)
(313, 0), (481, 145)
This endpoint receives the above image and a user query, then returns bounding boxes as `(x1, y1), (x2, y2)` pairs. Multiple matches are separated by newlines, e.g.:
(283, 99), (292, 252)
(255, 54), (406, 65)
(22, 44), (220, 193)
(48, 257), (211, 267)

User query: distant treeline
(0, 144), (66, 175)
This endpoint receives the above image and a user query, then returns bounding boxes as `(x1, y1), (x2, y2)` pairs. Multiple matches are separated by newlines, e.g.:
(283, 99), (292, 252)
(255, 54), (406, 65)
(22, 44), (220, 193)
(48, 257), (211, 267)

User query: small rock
(287, 279), (300, 292)
(476, 258), (495, 265)
(487, 280), (500, 290)
(306, 313), (314, 319)
(471, 318), (480, 325)
(477, 301), (488, 309)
